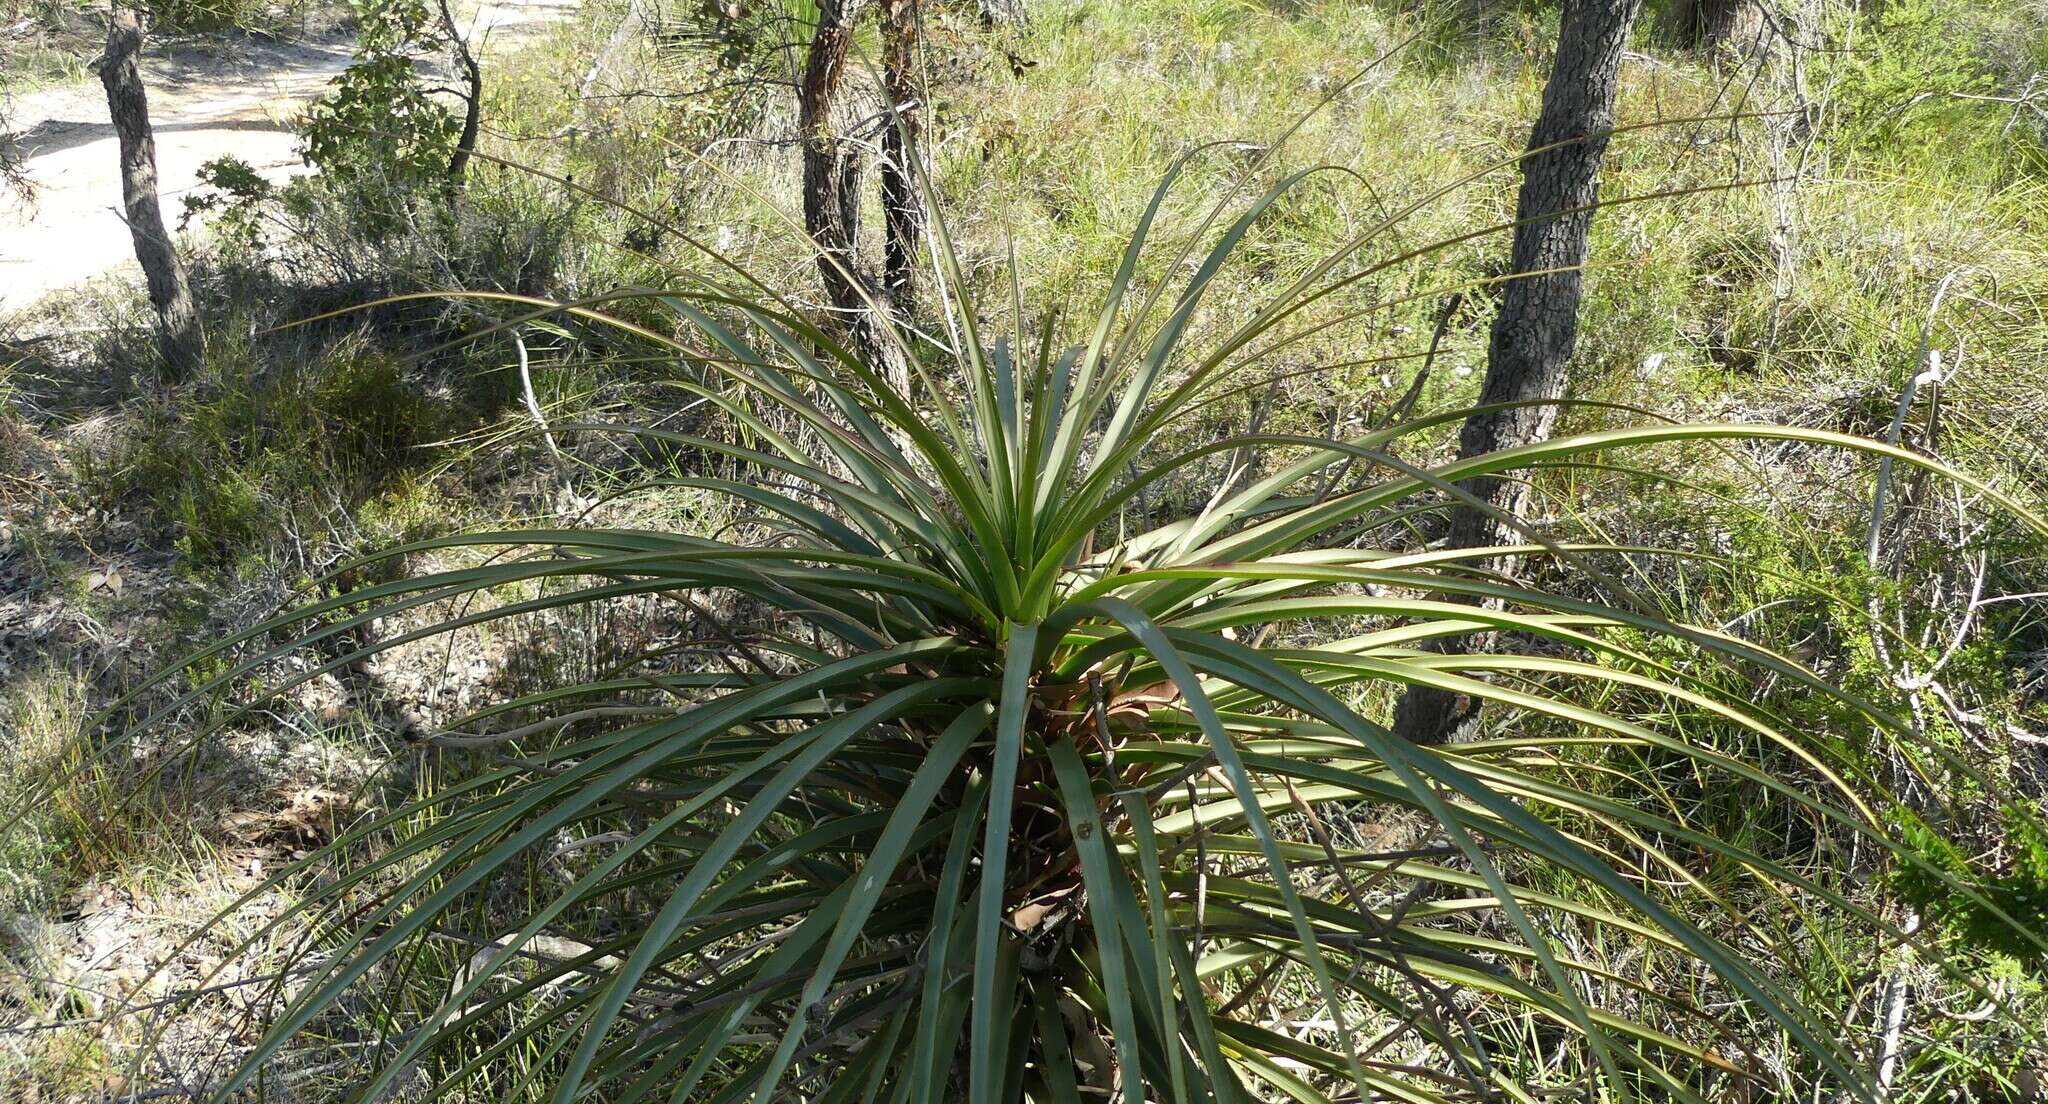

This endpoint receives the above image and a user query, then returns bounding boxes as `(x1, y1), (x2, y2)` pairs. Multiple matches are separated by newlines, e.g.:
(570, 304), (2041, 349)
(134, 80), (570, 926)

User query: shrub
(298, 0), (466, 236)
(1817, 0), (2000, 154)
(79, 341), (439, 569)
(112, 160), (2048, 1100)
(130, 0), (337, 35)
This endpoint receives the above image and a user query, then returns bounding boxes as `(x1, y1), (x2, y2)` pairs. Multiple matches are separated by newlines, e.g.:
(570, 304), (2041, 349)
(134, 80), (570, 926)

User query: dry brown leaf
(1010, 900), (1054, 932)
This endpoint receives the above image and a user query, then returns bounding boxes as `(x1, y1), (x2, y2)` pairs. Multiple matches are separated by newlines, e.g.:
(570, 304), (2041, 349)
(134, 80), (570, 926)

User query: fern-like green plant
(103, 147), (2048, 1103)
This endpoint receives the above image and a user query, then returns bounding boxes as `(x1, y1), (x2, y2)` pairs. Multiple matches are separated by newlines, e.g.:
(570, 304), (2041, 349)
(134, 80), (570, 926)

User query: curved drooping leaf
(82, 99), (2048, 1104)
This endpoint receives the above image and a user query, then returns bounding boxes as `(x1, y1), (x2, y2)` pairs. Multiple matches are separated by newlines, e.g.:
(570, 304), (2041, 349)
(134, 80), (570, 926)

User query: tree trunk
(1660, 0), (1768, 57)
(799, 0), (867, 322)
(438, 0), (482, 197)
(975, 0), (1027, 29)
(1393, 0), (1644, 745)
(100, 4), (203, 382)
(880, 0), (923, 308)
(798, 0), (914, 396)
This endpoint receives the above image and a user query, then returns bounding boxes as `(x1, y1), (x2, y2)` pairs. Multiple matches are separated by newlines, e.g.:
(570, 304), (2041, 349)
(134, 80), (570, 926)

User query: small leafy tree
(179, 154), (275, 253)
(298, 0), (467, 234)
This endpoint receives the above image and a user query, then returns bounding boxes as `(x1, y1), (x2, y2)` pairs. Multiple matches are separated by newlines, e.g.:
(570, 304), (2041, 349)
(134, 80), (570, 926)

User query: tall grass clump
(73, 330), (442, 571)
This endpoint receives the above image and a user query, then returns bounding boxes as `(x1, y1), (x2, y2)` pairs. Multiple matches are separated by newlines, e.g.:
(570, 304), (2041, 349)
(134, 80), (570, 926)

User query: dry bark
(1394, 0), (1645, 745)
(1661, 0), (1770, 57)
(798, 0), (914, 395)
(800, 0), (868, 321)
(100, 4), (204, 381)
(880, 0), (923, 307)
(975, 0), (1028, 28)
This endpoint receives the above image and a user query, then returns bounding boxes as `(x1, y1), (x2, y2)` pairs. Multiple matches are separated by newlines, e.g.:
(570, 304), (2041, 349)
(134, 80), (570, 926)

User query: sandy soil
(0, 0), (577, 318)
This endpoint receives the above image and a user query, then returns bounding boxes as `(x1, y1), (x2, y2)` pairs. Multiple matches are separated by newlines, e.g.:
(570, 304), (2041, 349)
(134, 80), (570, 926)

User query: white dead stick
(437, 933), (620, 1029)
(1864, 348), (1944, 568)
(1865, 268), (1998, 567)
(515, 330), (567, 467)
(1874, 911), (1921, 1099)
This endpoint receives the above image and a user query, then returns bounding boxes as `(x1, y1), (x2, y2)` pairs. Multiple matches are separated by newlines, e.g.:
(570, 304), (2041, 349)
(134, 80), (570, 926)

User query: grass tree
(99, 123), (2048, 1103)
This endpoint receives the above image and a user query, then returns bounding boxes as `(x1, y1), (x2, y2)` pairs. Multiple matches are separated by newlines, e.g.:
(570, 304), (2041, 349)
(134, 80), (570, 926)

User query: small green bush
(1894, 803), (2048, 967)
(80, 343), (441, 569)
(298, 0), (464, 236)
(1818, 0), (1999, 153)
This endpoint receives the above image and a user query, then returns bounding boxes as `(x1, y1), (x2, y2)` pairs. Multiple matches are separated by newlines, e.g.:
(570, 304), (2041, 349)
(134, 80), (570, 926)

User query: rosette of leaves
(113, 154), (2048, 1102)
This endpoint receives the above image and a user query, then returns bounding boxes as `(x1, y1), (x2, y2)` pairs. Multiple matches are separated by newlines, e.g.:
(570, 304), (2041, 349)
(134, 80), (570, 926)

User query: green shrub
(1818, 0), (2000, 154)
(103, 152), (2048, 1102)
(298, 0), (465, 236)
(1894, 803), (2048, 967)
(80, 342), (441, 569)
(137, 0), (334, 35)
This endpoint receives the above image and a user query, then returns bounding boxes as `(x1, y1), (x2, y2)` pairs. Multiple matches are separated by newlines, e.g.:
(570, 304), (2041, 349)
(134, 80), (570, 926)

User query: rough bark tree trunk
(879, 0), (923, 308)
(1661, 0), (1768, 56)
(1393, 0), (1645, 745)
(100, 4), (203, 382)
(798, 0), (913, 396)
(975, 0), (1027, 29)
(799, 0), (868, 322)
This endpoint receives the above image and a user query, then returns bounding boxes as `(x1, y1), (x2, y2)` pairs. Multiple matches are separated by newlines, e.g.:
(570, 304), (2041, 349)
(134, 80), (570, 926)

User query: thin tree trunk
(1456, 0), (1642, 541)
(438, 0), (482, 197)
(100, 4), (203, 382)
(879, 0), (922, 308)
(799, 0), (867, 322)
(1394, 0), (1644, 745)
(1661, 0), (1768, 56)
(798, 0), (913, 396)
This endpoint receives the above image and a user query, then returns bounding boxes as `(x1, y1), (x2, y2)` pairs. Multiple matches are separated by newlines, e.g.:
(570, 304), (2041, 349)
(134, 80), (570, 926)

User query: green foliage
(298, 0), (461, 235)
(1893, 803), (2048, 966)
(142, 0), (275, 32)
(27, 0), (2045, 1097)
(660, 0), (833, 134)
(79, 341), (440, 568)
(1818, 0), (1998, 151)
(0, 0), (105, 85)
(685, 0), (819, 75)
(180, 154), (275, 252)
(105, 138), (2048, 1100)
(0, 671), (91, 914)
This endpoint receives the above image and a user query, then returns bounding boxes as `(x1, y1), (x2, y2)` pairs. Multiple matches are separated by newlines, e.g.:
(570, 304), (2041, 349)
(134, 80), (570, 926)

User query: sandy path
(1, 0), (577, 318)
